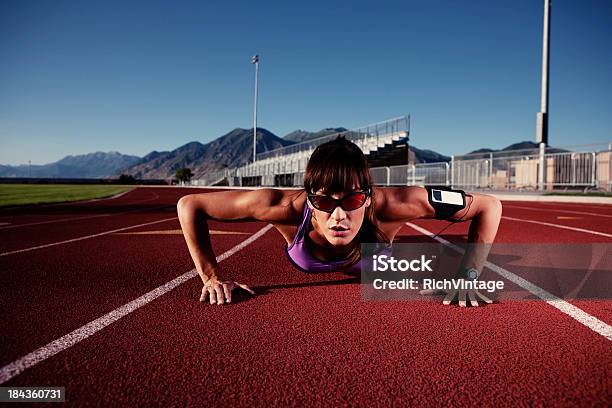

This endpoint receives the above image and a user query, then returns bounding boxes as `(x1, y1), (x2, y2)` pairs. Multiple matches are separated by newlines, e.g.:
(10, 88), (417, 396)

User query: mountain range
(0, 151), (141, 178)
(121, 128), (295, 179)
(0, 127), (546, 179)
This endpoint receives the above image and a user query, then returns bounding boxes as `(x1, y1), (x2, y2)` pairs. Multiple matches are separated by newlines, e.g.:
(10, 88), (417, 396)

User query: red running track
(0, 187), (610, 406)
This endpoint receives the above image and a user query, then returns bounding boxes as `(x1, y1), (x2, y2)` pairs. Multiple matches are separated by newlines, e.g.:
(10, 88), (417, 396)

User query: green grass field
(0, 184), (133, 208)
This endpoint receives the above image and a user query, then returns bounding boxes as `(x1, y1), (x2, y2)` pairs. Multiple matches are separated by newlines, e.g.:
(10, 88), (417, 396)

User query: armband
(425, 186), (466, 220)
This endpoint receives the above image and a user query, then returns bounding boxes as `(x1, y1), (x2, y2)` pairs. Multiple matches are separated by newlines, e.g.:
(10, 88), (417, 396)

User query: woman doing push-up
(177, 136), (502, 306)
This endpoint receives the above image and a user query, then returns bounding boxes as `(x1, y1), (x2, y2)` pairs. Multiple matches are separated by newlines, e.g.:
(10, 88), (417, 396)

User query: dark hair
(303, 135), (390, 269)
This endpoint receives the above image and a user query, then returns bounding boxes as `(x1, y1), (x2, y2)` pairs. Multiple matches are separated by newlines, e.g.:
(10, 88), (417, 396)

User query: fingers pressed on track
(443, 290), (456, 305)
(208, 286), (216, 305)
(458, 289), (467, 307)
(214, 285), (224, 305)
(222, 284), (232, 303)
(469, 292), (480, 307)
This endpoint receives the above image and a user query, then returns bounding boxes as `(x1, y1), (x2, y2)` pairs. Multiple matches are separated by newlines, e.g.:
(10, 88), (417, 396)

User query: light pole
(252, 54), (259, 163)
(537, 0), (551, 191)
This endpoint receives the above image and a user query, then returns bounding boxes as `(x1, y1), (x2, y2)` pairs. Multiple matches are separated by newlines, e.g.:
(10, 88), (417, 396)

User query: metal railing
(369, 163), (450, 186)
(255, 115), (410, 161)
(190, 140), (611, 192)
(450, 148), (606, 190)
(191, 168), (237, 186)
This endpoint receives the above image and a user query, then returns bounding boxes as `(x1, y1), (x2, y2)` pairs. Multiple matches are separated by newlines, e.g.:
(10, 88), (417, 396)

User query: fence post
(571, 153), (576, 186)
(445, 162), (450, 186)
(538, 143), (546, 190)
(412, 164), (416, 185)
(591, 152), (596, 187)
(489, 152), (493, 189)
(386, 167), (390, 186)
(450, 155), (455, 188)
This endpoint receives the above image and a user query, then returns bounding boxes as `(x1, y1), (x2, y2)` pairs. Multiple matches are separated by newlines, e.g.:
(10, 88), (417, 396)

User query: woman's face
(307, 188), (371, 247)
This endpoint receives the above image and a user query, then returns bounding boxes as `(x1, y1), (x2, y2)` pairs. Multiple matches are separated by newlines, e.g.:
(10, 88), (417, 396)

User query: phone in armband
(425, 186), (467, 220)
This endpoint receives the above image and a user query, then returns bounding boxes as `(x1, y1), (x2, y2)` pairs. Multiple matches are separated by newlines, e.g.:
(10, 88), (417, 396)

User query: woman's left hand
(420, 285), (493, 307)
(443, 286), (493, 307)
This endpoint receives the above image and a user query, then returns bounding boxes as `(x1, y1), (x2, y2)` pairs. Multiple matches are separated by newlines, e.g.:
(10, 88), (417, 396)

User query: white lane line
(0, 217), (178, 257)
(0, 224), (273, 384)
(405, 222), (612, 341)
(504, 204), (612, 218)
(501, 216), (612, 238)
(524, 202), (612, 210)
(0, 204), (172, 231)
(0, 214), (112, 230)
(80, 188), (134, 203)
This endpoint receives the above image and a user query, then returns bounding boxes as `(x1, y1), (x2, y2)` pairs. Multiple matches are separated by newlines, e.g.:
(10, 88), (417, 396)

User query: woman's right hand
(200, 275), (255, 305)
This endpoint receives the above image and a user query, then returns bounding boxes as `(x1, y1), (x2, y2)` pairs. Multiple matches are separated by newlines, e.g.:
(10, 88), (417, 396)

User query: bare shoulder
(238, 188), (306, 225)
(179, 187), (306, 225)
(273, 188), (307, 223)
(268, 189), (307, 244)
(373, 186), (433, 222)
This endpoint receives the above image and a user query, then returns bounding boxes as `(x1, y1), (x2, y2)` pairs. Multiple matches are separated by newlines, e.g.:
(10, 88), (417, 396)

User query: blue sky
(0, 0), (610, 165)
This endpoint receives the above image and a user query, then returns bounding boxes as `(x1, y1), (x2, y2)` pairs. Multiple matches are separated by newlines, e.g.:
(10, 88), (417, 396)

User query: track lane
(403, 206), (612, 324)
(503, 201), (612, 213)
(503, 203), (612, 218)
(0, 217), (267, 366)
(0, 224), (274, 385)
(0, 210), (179, 253)
(3, 226), (610, 406)
(0, 187), (212, 227)
(1, 188), (610, 405)
(0, 187), (249, 252)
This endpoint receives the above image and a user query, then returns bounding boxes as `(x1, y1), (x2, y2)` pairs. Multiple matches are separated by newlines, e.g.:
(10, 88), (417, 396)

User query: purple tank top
(285, 203), (362, 273)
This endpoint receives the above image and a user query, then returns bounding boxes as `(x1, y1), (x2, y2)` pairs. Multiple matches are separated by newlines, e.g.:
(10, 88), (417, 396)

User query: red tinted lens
(341, 192), (366, 211)
(310, 195), (337, 212)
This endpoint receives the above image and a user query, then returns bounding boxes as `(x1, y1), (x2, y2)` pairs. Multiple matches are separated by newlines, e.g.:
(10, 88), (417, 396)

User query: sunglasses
(307, 188), (371, 213)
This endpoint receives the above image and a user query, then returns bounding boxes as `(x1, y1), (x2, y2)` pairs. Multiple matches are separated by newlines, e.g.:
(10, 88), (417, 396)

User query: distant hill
(410, 146), (451, 163)
(467, 141), (539, 154)
(501, 141), (540, 151)
(119, 128), (295, 179)
(0, 151), (141, 178)
(468, 148), (496, 155)
(463, 141), (566, 158)
(283, 127), (348, 143)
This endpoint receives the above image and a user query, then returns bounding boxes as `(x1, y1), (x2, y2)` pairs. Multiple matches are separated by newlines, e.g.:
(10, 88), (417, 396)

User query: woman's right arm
(176, 188), (293, 304)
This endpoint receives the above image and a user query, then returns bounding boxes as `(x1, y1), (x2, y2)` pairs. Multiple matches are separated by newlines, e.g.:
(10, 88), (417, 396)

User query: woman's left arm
(378, 186), (503, 306)
(378, 186), (503, 274)
(450, 191), (503, 274)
